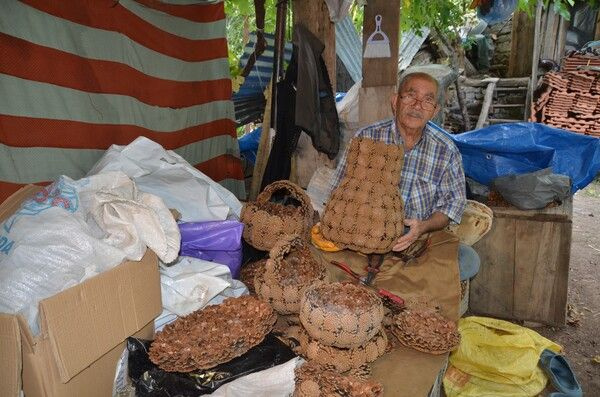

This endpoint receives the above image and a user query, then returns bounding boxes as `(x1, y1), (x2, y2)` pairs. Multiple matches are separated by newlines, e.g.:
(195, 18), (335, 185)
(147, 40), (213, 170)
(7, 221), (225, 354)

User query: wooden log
(476, 78), (499, 129)
(248, 82), (273, 200)
(459, 76), (530, 87)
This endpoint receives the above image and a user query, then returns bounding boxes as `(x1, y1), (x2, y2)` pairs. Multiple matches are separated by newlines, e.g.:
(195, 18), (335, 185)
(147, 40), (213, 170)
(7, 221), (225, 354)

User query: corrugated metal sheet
(233, 33), (292, 126)
(398, 28), (430, 71)
(335, 15), (362, 83)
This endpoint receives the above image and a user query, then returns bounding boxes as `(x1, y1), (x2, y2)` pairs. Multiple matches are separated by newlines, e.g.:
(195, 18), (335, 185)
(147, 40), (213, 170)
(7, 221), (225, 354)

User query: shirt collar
(391, 118), (429, 150)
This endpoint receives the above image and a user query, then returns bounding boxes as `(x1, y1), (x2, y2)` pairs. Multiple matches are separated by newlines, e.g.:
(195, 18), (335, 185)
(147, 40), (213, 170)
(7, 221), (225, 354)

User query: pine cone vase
(321, 138), (404, 254)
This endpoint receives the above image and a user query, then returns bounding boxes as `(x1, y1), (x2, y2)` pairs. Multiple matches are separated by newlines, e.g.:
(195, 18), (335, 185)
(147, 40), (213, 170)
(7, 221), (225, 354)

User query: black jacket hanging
(261, 24), (340, 189)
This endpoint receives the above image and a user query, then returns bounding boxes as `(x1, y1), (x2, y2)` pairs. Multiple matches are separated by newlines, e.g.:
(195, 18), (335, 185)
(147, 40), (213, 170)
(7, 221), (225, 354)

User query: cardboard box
(0, 186), (162, 396)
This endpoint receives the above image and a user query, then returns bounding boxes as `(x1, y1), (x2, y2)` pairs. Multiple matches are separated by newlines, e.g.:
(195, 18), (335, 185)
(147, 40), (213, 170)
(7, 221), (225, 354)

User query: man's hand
(392, 218), (423, 252)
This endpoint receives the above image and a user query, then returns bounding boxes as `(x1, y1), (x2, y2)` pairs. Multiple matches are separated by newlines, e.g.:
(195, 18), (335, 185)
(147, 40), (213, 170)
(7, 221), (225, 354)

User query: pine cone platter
(149, 296), (276, 372)
(299, 282), (384, 348)
(255, 236), (327, 315)
(320, 138), (405, 254)
(294, 361), (383, 397)
(287, 325), (388, 373)
(391, 308), (460, 355)
(240, 180), (314, 251)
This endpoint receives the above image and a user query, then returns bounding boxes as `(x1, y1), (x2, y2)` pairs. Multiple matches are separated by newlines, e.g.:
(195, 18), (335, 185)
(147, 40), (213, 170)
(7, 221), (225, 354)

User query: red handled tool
(330, 260), (405, 308)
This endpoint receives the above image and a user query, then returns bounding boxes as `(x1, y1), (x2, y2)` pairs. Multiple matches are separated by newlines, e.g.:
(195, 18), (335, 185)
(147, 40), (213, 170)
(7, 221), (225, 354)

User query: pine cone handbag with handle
(240, 180), (314, 251)
(321, 138), (405, 254)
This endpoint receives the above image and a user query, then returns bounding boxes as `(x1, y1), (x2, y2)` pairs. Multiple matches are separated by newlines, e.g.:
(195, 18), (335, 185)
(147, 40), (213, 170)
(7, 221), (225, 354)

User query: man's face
(392, 76), (439, 131)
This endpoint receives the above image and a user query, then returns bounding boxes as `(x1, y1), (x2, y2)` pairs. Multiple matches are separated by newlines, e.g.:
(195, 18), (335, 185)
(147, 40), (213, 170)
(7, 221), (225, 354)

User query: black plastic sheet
(127, 333), (296, 396)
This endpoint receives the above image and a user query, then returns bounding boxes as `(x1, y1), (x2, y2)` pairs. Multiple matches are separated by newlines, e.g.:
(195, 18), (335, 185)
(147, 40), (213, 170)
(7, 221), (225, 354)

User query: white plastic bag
(88, 136), (242, 221)
(159, 257), (231, 317)
(0, 172), (180, 334)
(209, 357), (301, 397)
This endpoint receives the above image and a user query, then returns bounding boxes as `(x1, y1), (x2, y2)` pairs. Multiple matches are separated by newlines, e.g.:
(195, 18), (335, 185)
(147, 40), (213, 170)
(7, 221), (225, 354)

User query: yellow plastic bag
(443, 316), (562, 397)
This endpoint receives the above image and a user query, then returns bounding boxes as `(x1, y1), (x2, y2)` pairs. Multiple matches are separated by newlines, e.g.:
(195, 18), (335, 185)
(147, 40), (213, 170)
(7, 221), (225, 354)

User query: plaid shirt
(330, 119), (466, 224)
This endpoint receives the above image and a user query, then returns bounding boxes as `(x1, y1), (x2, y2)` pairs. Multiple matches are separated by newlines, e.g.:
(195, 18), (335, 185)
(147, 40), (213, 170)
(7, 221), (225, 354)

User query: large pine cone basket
(321, 138), (405, 254)
(299, 282), (384, 348)
(294, 361), (384, 397)
(255, 236), (327, 315)
(241, 180), (313, 251)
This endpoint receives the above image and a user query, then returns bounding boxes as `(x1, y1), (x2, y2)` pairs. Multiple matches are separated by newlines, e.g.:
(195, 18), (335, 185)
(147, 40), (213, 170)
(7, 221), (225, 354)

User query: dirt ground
(535, 181), (600, 396)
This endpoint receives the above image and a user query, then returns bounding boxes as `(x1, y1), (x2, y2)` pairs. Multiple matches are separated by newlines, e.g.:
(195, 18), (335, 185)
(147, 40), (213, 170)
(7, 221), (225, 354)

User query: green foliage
(225, 0), (278, 79)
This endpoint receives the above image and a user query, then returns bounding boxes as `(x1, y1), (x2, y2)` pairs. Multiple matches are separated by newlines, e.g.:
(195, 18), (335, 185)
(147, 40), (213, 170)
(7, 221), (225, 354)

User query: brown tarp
(312, 230), (460, 396)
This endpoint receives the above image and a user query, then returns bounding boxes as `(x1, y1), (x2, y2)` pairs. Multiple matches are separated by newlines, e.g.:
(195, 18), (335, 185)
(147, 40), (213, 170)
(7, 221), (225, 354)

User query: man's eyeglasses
(399, 92), (437, 111)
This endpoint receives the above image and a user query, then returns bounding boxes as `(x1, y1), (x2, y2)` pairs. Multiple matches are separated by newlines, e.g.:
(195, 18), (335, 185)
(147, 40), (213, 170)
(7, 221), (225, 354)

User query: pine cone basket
(294, 361), (384, 397)
(255, 236), (327, 315)
(149, 296), (276, 372)
(287, 325), (388, 373)
(239, 259), (267, 294)
(299, 282), (384, 348)
(321, 138), (405, 254)
(240, 180), (314, 251)
(391, 308), (460, 355)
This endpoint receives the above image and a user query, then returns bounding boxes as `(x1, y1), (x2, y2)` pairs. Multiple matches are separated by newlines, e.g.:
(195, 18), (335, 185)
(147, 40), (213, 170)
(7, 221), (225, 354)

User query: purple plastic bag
(178, 221), (244, 278)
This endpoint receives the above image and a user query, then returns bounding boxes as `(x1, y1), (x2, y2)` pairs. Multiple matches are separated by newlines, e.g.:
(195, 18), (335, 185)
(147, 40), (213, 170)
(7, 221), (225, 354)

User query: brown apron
(311, 230), (461, 396)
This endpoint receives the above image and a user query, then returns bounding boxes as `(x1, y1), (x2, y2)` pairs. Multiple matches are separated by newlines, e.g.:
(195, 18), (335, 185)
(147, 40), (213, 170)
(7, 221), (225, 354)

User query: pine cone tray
(299, 282), (384, 348)
(294, 361), (383, 397)
(320, 138), (405, 254)
(255, 236), (327, 315)
(149, 296), (277, 372)
(287, 325), (388, 373)
(240, 180), (314, 251)
(391, 308), (460, 355)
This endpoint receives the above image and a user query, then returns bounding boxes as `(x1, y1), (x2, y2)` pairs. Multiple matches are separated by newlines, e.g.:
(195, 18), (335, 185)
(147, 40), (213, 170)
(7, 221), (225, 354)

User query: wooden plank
(541, 6), (558, 60)
(470, 217), (516, 319)
(555, 16), (569, 62)
(292, 0), (336, 88)
(358, 85), (395, 126)
(489, 196), (573, 222)
(527, 0), (543, 121)
(476, 79), (499, 129)
(513, 219), (570, 325)
(508, 11), (535, 77)
(362, 0), (400, 87)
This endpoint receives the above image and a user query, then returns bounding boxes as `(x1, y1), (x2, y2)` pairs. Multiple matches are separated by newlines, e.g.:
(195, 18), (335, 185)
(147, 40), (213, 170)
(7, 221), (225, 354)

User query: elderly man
(330, 72), (479, 281)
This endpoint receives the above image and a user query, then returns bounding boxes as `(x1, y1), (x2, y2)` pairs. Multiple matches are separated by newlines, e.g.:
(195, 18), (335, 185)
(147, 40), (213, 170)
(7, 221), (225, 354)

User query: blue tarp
(428, 122), (600, 193)
(238, 127), (262, 165)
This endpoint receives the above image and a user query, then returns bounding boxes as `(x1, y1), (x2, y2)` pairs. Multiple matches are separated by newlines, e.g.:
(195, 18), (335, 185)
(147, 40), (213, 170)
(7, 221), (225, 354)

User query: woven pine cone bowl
(240, 180), (313, 251)
(299, 282), (384, 349)
(391, 308), (460, 355)
(148, 296), (276, 372)
(255, 236), (327, 315)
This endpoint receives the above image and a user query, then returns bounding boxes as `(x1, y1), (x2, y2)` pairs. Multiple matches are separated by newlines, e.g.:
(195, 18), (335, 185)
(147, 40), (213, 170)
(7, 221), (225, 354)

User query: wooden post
(248, 82), (273, 200)
(476, 78), (499, 129)
(508, 11), (535, 77)
(292, 0), (336, 88)
(527, 0), (543, 118)
(291, 0), (337, 188)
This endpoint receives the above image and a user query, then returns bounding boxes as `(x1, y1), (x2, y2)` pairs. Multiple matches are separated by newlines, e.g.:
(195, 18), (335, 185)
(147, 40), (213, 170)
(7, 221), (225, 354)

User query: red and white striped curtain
(0, 0), (245, 202)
